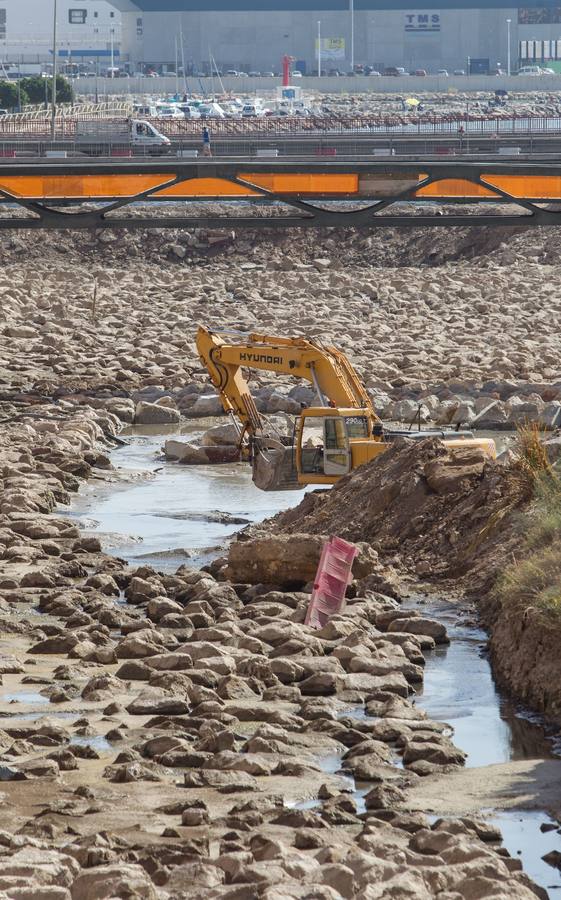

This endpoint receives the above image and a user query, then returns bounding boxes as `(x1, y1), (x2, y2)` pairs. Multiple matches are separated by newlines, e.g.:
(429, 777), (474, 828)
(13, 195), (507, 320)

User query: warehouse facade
(4, 0), (561, 74)
(110, 0), (561, 74)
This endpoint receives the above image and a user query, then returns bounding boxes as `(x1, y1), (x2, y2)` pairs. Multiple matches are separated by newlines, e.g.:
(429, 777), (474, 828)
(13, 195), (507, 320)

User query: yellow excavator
(196, 327), (496, 491)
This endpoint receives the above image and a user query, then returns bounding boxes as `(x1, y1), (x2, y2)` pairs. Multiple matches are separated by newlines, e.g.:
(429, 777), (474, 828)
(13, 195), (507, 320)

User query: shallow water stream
(62, 428), (561, 895)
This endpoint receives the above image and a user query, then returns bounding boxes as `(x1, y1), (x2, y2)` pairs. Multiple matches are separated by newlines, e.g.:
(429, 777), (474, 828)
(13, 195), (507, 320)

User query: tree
(21, 75), (73, 106)
(0, 80), (28, 111)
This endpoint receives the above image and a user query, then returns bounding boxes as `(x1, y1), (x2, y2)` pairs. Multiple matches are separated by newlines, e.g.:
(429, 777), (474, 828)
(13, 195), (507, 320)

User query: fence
(0, 101), (133, 129)
(1, 113), (561, 138)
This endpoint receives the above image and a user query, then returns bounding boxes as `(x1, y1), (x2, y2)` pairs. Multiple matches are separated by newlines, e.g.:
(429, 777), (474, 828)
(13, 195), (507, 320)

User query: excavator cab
(252, 408), (384, 491)
(296, 408), (383, 486)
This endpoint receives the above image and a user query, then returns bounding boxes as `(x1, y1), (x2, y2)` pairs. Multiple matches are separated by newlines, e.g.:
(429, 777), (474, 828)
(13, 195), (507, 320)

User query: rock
(183, 394), (224, 418)
(226, 533), (377, 586)
(126, 690), (190, 715)
(387, 617), (449, 645)
(201, 422), (240, 447)
(70, 864), (158, 899)
(134, 401), (180, 425)
(0, 847), (79, 887)
(163, 440), (213, 464)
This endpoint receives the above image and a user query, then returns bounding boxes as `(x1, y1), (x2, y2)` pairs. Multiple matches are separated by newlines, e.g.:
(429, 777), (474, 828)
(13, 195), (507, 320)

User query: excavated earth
(0, 219), (560, 898)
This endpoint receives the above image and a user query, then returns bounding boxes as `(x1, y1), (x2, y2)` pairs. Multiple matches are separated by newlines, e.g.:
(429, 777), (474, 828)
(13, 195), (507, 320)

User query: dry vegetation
(493, 425), (561, 620)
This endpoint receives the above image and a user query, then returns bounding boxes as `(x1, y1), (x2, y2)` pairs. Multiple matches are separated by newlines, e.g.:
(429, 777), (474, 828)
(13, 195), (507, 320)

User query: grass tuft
(494, 439), (561, 619)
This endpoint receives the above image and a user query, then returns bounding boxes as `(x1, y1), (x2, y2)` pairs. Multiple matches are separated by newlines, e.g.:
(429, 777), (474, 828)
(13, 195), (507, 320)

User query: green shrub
(21, 74), (73, 105)
(0, 80), (28, 110)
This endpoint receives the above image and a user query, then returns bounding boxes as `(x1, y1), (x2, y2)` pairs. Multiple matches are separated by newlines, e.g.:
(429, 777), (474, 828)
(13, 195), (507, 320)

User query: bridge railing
(0, 112), (560, 136)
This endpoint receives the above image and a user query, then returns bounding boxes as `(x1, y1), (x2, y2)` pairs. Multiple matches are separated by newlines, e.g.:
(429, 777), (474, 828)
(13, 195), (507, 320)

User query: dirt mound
(0, 207), (540, 269)
(261, 438), (531, 589)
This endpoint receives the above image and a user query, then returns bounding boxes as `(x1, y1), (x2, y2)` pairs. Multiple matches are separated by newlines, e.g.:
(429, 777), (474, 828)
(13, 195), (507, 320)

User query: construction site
(2, 49), (561, 900)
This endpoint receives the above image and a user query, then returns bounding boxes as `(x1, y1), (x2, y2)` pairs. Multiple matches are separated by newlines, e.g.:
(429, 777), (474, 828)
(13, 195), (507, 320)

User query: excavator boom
(196, 327), (378, 438)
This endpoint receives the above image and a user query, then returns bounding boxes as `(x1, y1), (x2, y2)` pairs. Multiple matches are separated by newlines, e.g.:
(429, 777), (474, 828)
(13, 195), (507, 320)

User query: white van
(133, 104), (158, 117)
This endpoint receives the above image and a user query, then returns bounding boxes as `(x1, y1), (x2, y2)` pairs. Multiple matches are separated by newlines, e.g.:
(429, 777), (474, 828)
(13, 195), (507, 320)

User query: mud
(0, 216), (560, 897)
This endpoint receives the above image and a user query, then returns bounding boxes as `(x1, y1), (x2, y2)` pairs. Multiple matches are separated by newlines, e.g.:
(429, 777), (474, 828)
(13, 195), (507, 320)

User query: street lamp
(350, 0), (355, 72)
(506, 18), (511, 76)
(50, 0), (57, 141)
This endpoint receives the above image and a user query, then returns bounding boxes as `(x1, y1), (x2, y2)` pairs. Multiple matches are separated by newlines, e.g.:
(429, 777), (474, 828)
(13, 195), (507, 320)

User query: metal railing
(1, 112), (561, 137)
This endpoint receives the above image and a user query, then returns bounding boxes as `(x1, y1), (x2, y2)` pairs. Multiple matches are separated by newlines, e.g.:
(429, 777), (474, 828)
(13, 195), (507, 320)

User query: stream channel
(61, 426), (561, 896)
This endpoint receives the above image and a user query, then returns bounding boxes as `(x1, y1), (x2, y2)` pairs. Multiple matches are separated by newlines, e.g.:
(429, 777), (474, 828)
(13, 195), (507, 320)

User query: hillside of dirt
(257, 438), (530, 589)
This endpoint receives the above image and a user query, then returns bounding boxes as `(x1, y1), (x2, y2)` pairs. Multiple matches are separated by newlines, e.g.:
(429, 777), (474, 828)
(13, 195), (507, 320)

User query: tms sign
(405, 13), (441, 33)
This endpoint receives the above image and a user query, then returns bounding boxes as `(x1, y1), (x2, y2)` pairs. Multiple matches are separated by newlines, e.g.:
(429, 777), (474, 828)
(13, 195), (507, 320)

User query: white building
(0, 0), (122, 68)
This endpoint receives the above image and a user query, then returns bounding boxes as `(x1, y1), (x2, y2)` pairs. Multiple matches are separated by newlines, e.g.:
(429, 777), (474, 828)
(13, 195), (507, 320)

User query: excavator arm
(196, 326), (379, 440)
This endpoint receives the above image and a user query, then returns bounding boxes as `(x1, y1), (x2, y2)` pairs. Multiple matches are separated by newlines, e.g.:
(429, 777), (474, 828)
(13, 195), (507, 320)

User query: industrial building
(3, 0), (561, 75)
(0, 0), (121, 70)
(110, 0), (561, 75)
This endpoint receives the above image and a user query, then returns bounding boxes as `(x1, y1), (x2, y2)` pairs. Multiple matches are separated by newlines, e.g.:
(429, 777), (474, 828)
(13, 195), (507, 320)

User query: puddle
(412, 602), (559, 768)
(491, 810), (561, 892)
(69, 734), (112, 753)
(63, 427), (307, 571)
(0, 711), (80, 721)
(0, 691), (48, 704)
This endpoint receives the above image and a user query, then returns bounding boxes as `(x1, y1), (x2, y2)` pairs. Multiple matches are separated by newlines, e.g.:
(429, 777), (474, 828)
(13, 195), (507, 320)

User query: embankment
(248, 437), (561, 720)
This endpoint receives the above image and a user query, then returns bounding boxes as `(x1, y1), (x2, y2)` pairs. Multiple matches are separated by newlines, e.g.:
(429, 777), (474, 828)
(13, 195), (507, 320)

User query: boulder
(387, 617), (449, 645)
(201, 422), (240, 447)
(183, 394), (224, 418)
(134, 401), (180, 425)
(226, 533), (377, 586)
(126, 690), (190, 716)
(70, 864), (157, 900)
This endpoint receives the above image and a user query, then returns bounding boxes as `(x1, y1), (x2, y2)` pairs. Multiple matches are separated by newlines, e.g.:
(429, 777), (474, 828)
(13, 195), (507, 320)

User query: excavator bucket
(252, 444), (301, 491)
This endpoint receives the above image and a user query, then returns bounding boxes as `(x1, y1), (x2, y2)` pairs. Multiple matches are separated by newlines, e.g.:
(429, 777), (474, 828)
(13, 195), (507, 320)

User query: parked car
(541, 67), (555, 74)
(225, 69), (239, 76)
(178, 104), (201, 119)
(517, 65), (543, 75)
(453, 69), (466, 75)
(412, 69), (427, 76)
(156, 105), (184, 118)
(291, 70), (303, 78)
(248, 71), (261, 77)
(437, 69), (449, 76)
(383, 67), (406, 76)
(198, 102), (226, 118)
(262, 71), (275, 77)
(328, 68), (341, 76)
(369, 70), (381, 76)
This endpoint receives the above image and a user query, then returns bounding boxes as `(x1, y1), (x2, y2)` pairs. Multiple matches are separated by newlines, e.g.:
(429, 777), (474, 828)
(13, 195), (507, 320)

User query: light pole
(317, 20), (321, 77)
(50, 0), (57, 141)
(110, 28), (114, 76)
(506, 18), (511, 76)
(350, 0), (355, 72)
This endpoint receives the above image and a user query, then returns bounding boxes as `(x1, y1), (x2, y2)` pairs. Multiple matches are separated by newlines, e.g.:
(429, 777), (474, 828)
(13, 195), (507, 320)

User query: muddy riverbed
(52, 428), (561, 896)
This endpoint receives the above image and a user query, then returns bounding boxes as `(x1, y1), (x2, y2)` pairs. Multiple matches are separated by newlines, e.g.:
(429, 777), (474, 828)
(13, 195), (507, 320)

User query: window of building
(518, 7), (561, 24)
(69, 9), (87, 24)
(0, 9), (6, 39)
(110, 11), (115, 17)
(93, 10), (98, 17)
(520, 37), (561, 58)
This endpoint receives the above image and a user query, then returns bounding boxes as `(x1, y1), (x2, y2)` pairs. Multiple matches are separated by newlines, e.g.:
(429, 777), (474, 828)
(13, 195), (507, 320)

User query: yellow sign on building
(315, 37), (346, 59)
